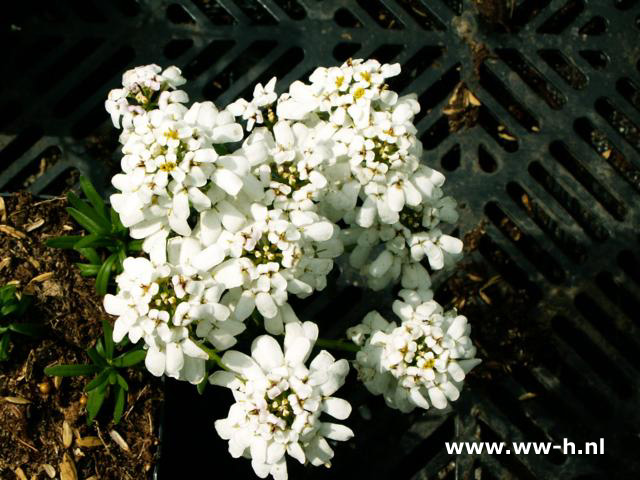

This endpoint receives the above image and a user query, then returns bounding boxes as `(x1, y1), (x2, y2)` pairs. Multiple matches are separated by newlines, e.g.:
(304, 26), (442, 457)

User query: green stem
(315, 338), (360, 353)
(193, 339), (229, 371)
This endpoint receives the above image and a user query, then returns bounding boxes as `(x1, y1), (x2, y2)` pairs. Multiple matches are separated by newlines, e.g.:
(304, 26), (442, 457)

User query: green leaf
(75, 247), (101, 265)
(197, 376), (207, 395)
(112, 349), (146, 368)
(67, 207), (108, 235)
(96, 338), (105, 358)
(79, 176), (108, 221)
(46, 235), (83, 249)
(84, 368), (111, 392)
(8, 322), (46, 338)
(115, 373), (129, 391)
(95, 254), (117, 295)
(113, 384), (126, 424)
(102, 320), (114, 360)
(108, 371), (117, 385)
(0, 333), (10, 361)
(45, 364), (101, 377)
(76, 263), (101, 277)
(67, 191), (110, 231)
(86, 383), (108, 423)
(127, 239), (143, 252)
(1, 304), (19, 316)
(74, 234), (108, 249)
(116, 248), (126, 272)
(86, 346), (108, 367)
(110, 207), (126, 234)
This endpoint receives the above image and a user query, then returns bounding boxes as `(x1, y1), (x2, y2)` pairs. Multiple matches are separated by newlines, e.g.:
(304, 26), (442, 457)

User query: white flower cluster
(212, 322), (352, 480)
(103, 60), (475, 480)
(347, 289), (480, 413)
(272, 58), (464, 290)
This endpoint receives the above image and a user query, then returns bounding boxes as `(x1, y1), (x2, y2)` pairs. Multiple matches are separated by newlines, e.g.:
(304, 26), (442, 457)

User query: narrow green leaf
(95, 254), (117, 295)
(45, 364), (101, 377)
(112, 349), (146, 368)
(1, 304), (18, 316)
(76, 263), (101, 277)
(0, 333), (10, 361)
(84, 368), (111, 392)
(113, 384), (126, 424)
(75, 247), (101, 265)
(79, 176), (108, 221)
(8, 323), (46, 338)
(67, 207), (108, 235)
(67, 191), (110, 231)
(110, 207), (126, 233)
(102, 320), (114, 360)
(0, 326), (7, 334)
(74, 234), (111, 249)
(197, 376), (207, 395)
(116, 248), (126, 271)
(86, 346), (108, 368)
(127, 239), (143, 252)
(86, 383), (107, 423)
(115, 373), (129, 391)
(46, 235), (83, 249)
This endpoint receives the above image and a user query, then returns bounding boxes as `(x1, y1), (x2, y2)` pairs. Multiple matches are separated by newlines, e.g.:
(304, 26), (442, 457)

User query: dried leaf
(0, 257), (10, 272)
(0, 197), (6, 222)
(62, 421), (73, 448)
(25, 218), (45, 232)
(76, 436), (103, 448)
(498, 131), (517, 141)
(0, 224), (27, 239)
(518, 392), (538, 401)
(40, 464), (56, 479)
(2, 396), (31, 404)
(30, 272), (54, 283)
(601, 149), (612, 159)
(479, 290), (492, 305)
(109, 430), (130, 452)
(59, 452), (77, 480)
(467, 90), (482, 106)
(14, 467), (27, 480)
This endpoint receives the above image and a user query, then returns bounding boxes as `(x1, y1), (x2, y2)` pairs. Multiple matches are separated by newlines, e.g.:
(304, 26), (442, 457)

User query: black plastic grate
(2, 0), (640, 479)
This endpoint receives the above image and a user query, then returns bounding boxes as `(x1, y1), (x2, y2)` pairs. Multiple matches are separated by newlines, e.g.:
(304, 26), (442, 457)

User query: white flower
(105, 64), (187, 129)
(228, 77), (278, 131)
(211, 321), (353, 480)
(103, 254), (245, 384)
(347, 290), (480, 412)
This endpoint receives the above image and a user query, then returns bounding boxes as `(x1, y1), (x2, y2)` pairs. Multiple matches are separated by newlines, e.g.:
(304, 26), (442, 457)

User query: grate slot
(506, 181), (586, 263)
(554, 313), (634, 397)
(479, 64), (541, 132)
(537, 0), (586, 34)
(527, 161), (609, 241)
(496, 48), (566, 110)
(548, 141), (626, 221)
(485, 202), (565, 283)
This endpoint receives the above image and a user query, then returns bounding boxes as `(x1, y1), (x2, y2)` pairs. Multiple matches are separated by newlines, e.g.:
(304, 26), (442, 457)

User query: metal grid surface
(3, 1), (640, 479)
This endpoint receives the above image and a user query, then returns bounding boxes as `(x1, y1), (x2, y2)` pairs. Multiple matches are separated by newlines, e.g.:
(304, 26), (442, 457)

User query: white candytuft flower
(212, 322), (353, 480)
(103, 252), (245, 384)
(102, 59), (476, 478)
(347, 289), (480, 412)
(105, 64), (187, 129)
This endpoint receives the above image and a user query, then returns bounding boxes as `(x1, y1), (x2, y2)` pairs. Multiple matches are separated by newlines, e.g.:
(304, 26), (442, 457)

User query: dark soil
(0, 193), (162, 480)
